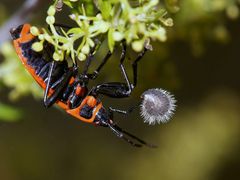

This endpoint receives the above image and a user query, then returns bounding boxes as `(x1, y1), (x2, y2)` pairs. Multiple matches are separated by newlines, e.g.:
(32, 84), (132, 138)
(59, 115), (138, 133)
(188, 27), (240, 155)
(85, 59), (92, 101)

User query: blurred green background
(0, 0), (240, 180)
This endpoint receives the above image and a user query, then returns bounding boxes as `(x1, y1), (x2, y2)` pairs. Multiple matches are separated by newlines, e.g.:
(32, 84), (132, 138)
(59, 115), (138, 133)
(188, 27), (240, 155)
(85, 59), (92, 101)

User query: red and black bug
(10, 24), (155, 147)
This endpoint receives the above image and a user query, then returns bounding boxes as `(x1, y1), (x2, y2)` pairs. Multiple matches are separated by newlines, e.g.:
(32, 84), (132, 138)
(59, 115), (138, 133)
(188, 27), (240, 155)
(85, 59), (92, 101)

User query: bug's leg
(90, 82), (132, 98)
(132, 48), (147, 87)
(88, 42), (133, 98)
(118, 41), (133, 95)
(82, 40), (101, 75)
(82, 50), (94, 75)
(87, 50), (112, 79)
(88, 42), (146, 97)
(43, 61), (77, 108)
(117, 42), (147, 90)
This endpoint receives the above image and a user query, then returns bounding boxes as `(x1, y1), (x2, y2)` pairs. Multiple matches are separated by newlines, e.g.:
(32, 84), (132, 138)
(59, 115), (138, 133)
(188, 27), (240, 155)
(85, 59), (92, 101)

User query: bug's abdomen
(11, 24), (74, 110)
(15, 38), (68, 90)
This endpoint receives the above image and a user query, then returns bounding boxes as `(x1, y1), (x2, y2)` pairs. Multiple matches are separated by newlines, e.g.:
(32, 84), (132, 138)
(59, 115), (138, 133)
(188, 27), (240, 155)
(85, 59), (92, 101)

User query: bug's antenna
(107, 123), (157, 148)
(112, 124), (157, 148)
(107, 124), (143, 147)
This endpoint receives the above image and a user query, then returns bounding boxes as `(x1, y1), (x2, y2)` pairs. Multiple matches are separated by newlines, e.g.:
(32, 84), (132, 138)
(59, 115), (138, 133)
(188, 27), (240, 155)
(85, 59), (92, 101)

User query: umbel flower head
(140, 88), (176, 125)
(31, 0), (173, 63)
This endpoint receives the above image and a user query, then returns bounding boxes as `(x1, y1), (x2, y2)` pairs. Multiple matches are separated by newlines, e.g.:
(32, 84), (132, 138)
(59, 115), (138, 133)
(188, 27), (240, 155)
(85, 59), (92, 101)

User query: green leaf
(0, 103), (22, 122)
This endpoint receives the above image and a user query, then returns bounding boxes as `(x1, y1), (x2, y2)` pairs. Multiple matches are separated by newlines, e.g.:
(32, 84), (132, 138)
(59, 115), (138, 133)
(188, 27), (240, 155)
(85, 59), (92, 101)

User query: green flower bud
(81, 44), (90, 55)
(226, 5), (239, 19)
(53, 51), (64, 61)
(32, 42), (43, 52)
(46, 16), (55, 25)
(78, 53), (86, 61)
(113, 31), (124, 42)
(156, 28), (166, 41)
(38, 34), (44, 40)
(132, 40), (144, 52)
(30, 26), (40, 36)
(99, 21), (110, 33)
(88, 38), (95, 48)
(44, 34), (52, 42)
(47, 6), (56, 16)
(62, 43), (70, 50)
(96, 13), (102, 19)
(163, 18), (174, 27)
(149, 0), (158, 7)
(53, 52), (60, 61)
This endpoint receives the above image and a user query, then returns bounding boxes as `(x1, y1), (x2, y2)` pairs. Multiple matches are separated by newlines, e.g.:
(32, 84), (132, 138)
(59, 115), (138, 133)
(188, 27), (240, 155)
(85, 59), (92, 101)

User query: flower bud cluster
(32, 0), (173, 62)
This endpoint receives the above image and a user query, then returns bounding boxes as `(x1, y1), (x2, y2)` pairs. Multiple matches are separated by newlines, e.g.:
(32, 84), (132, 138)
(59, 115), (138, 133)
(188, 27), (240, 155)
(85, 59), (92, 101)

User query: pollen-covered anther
(140, 88), (176, 125)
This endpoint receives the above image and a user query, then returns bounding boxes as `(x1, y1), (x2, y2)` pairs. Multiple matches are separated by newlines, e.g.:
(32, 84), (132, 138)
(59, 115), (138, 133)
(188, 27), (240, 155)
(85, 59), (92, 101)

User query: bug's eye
(10, 25), (24, 40)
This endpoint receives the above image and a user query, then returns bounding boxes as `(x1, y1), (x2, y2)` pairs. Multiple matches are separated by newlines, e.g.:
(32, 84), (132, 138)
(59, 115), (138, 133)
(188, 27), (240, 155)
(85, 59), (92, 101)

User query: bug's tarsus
(132, 47), (147, 87)
(119, 41), (132, 94)
(82, 44), (97, 75)
(87, 50), (112, 80)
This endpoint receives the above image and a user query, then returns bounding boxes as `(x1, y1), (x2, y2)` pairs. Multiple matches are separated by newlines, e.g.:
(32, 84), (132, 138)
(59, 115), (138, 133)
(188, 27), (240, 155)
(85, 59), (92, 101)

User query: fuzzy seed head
(140, 88), (176, 125)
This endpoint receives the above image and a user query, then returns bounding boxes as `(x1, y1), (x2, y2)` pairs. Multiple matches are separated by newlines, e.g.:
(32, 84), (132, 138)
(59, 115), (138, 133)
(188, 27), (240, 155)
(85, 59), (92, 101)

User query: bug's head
(10, 24), (31, 40)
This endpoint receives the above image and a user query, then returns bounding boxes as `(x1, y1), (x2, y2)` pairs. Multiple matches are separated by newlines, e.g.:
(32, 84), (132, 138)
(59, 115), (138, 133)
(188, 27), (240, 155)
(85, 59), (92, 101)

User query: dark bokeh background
(0, 1), (240, 180)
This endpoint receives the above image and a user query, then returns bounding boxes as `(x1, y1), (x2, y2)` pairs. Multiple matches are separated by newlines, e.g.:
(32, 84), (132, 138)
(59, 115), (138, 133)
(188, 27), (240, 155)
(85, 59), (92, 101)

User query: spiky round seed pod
(140, 88), (176, 125)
